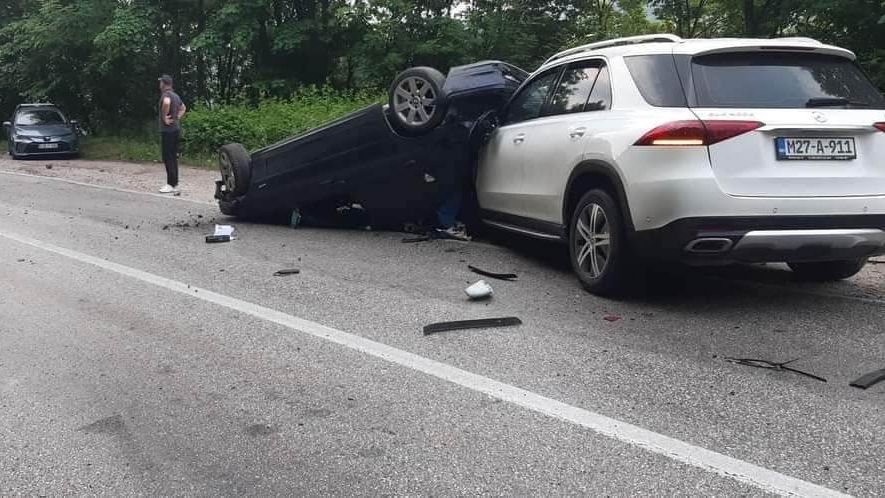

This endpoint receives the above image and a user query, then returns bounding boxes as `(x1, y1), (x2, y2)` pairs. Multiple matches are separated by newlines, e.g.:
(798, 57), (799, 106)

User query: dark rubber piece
(468, 265), (517, 281)
(849, 368), (885, 389)
(423, 317), (522, 335)
(205, 235), (231, 243)
(274, 269), (301, 276)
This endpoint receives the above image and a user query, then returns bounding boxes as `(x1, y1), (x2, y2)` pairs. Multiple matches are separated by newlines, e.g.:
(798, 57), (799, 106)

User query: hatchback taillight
(635, 120), (764, 146)
(874, 122), (885, 132)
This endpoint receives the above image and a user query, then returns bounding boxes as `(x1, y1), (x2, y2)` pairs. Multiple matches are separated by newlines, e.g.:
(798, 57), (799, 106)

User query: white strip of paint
(0, 170), (214, 205)
(0, 228), (851, 498)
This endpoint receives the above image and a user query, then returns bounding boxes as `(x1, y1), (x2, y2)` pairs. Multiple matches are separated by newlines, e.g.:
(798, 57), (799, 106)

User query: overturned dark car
(215, 62), (527, 226)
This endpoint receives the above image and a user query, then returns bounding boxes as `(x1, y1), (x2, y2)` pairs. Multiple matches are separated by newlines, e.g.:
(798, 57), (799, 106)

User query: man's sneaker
(159, 184), (179, 194)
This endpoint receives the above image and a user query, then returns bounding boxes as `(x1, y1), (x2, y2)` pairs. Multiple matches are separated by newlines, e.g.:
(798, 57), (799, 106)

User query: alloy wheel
(575, 203), (611, 278)
(392, 76), (437, 126)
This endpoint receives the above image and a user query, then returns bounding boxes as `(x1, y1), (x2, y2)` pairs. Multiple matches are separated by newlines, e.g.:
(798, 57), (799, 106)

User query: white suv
(474, 34), (885, 295)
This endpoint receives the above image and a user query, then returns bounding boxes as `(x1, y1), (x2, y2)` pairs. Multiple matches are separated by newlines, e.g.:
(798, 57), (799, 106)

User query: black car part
(725, 357), (827, 383)
(423, 317), (522, 335)
(849, 368), (885, 389)
(467, 265), (518, 281)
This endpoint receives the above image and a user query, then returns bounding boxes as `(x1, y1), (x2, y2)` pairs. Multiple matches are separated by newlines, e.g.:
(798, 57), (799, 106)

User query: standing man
(158, 74), (186, 194)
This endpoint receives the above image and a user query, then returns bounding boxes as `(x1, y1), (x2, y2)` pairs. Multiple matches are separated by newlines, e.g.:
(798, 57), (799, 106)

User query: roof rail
(16, 103), (56, 108)
(543, 34), (683, 67)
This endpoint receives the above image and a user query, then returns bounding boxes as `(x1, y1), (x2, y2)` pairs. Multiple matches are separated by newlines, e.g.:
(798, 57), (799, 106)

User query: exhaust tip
(685, 238), (734, 254)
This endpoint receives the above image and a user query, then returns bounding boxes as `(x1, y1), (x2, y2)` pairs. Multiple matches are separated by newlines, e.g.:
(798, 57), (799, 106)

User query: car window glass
(15, 110), (65, 126)
(624, 55), (687, 107)
(504, 70), (559, 124)
(691, 52), (885, 109)
(546, 62), (600, 116)
(585, 65), (611, 111)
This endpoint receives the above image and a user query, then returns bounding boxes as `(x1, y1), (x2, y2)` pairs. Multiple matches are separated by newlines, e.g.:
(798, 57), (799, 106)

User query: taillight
(635, 120), (764, 146)
(874, 122), (885, 132)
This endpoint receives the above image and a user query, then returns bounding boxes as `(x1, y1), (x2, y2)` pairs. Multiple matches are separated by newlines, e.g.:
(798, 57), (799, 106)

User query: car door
(518, 60), (611, 224)
(476, 68), (561, 217)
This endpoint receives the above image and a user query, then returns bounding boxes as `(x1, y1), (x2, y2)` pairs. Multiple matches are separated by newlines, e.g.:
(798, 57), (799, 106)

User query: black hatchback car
(216, 61), (527, 226)
(4, 104), (80, 159)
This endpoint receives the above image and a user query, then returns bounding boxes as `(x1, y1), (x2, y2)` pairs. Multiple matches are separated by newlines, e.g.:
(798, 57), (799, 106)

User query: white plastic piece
(465, 280), (493, 300)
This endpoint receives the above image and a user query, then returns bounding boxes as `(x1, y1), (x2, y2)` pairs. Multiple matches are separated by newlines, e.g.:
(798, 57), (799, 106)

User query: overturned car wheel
(388, 67), (448, 136)
(219, 143), (251, 197)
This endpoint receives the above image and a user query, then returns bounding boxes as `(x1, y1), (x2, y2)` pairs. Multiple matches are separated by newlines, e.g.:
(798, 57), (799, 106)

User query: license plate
(37, 143), (59, 150)
(775, 137), (856, 160)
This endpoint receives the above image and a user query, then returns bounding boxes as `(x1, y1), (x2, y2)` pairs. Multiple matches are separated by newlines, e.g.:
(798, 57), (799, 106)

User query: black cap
(158, 74), (174, 86)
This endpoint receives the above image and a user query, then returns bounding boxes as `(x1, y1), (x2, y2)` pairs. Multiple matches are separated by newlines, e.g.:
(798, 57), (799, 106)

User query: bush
(182, 87), (382, 154)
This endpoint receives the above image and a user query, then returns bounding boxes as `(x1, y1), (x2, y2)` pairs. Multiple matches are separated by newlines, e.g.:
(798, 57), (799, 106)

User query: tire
(218, 143), (251, 197)
(788, 259), (867, 282)
(569, 189), (639, 296)
(388, 67), (448, 136)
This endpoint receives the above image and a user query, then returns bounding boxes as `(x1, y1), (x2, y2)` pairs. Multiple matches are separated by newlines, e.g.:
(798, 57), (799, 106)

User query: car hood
(14, 125), (74, 137)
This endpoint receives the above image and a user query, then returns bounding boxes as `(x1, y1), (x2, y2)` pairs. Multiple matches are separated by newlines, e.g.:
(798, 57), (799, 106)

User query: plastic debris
(465, 280), (493, 300)
(468, 265), (517, 281)
(214, 224), (236, 239)
(725, 357), (827, 383)
(603, 315), (622, 322)
(274, 269), (301, 276)
(423, 317), (522, 335)
(206, 224), (236, 243)
(849, 368), (885, 389)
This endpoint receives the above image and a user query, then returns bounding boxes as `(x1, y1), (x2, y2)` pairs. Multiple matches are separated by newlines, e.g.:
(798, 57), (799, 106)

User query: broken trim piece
(849, 368), (885, 389)
(725, 357), (827, 383)
(274, 269), (301, 276)
(468, 265), (518, 281)
(423, 317), (522, 335)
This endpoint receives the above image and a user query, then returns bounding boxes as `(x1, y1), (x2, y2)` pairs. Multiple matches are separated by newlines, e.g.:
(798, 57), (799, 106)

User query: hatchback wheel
(569, 189), (637, 296)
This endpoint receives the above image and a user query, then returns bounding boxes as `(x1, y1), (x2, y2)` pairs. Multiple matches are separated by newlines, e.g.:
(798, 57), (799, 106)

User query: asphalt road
(1, 171), (884, 497)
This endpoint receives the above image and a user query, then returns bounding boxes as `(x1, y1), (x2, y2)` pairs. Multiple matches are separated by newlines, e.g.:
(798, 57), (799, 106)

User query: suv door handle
(569, 127), (587, 139)
(513, 134), (525, 145)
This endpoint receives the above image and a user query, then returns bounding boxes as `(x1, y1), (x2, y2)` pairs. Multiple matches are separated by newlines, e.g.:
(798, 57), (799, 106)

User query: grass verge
(80, 136), (216, 169)
(1, 137), (215, 169)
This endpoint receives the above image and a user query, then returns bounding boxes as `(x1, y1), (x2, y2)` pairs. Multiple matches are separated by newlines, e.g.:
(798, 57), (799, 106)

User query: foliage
(181, 87), (381, 153)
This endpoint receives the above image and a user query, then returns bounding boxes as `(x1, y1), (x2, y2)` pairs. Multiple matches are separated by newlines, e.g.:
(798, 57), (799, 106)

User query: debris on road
(724, 357), (827, 383)
(402, 235), (431, 243)
(465, 280), (493, 300)
(468, 265), (517, 281)
(849, 368), (885, 389)
(45, 164), (53, 170)
(423, 317), (522, 335)
(603, 315), (622, 322)
(214, 224), (236, 239)
(205, 235), (231, 243)
(274, 268), (301, 276)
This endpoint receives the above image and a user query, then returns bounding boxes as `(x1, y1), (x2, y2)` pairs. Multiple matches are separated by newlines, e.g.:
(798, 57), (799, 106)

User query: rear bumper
(631, 215), (885, 265)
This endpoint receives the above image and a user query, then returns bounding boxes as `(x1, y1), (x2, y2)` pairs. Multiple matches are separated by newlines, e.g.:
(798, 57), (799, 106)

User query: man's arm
(177, 102), (187, 120)
(162, 96), (172, 125)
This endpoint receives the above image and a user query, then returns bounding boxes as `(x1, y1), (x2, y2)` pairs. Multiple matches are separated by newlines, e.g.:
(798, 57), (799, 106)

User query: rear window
(624, 55), (687, 107)
(691, 52), (885, 109)
(15, 109), (65, 125)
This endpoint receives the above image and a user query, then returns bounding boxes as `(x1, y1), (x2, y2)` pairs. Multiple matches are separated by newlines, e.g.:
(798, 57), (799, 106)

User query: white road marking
(0, 170), (214, 205)
(0, 228), (849, 497)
